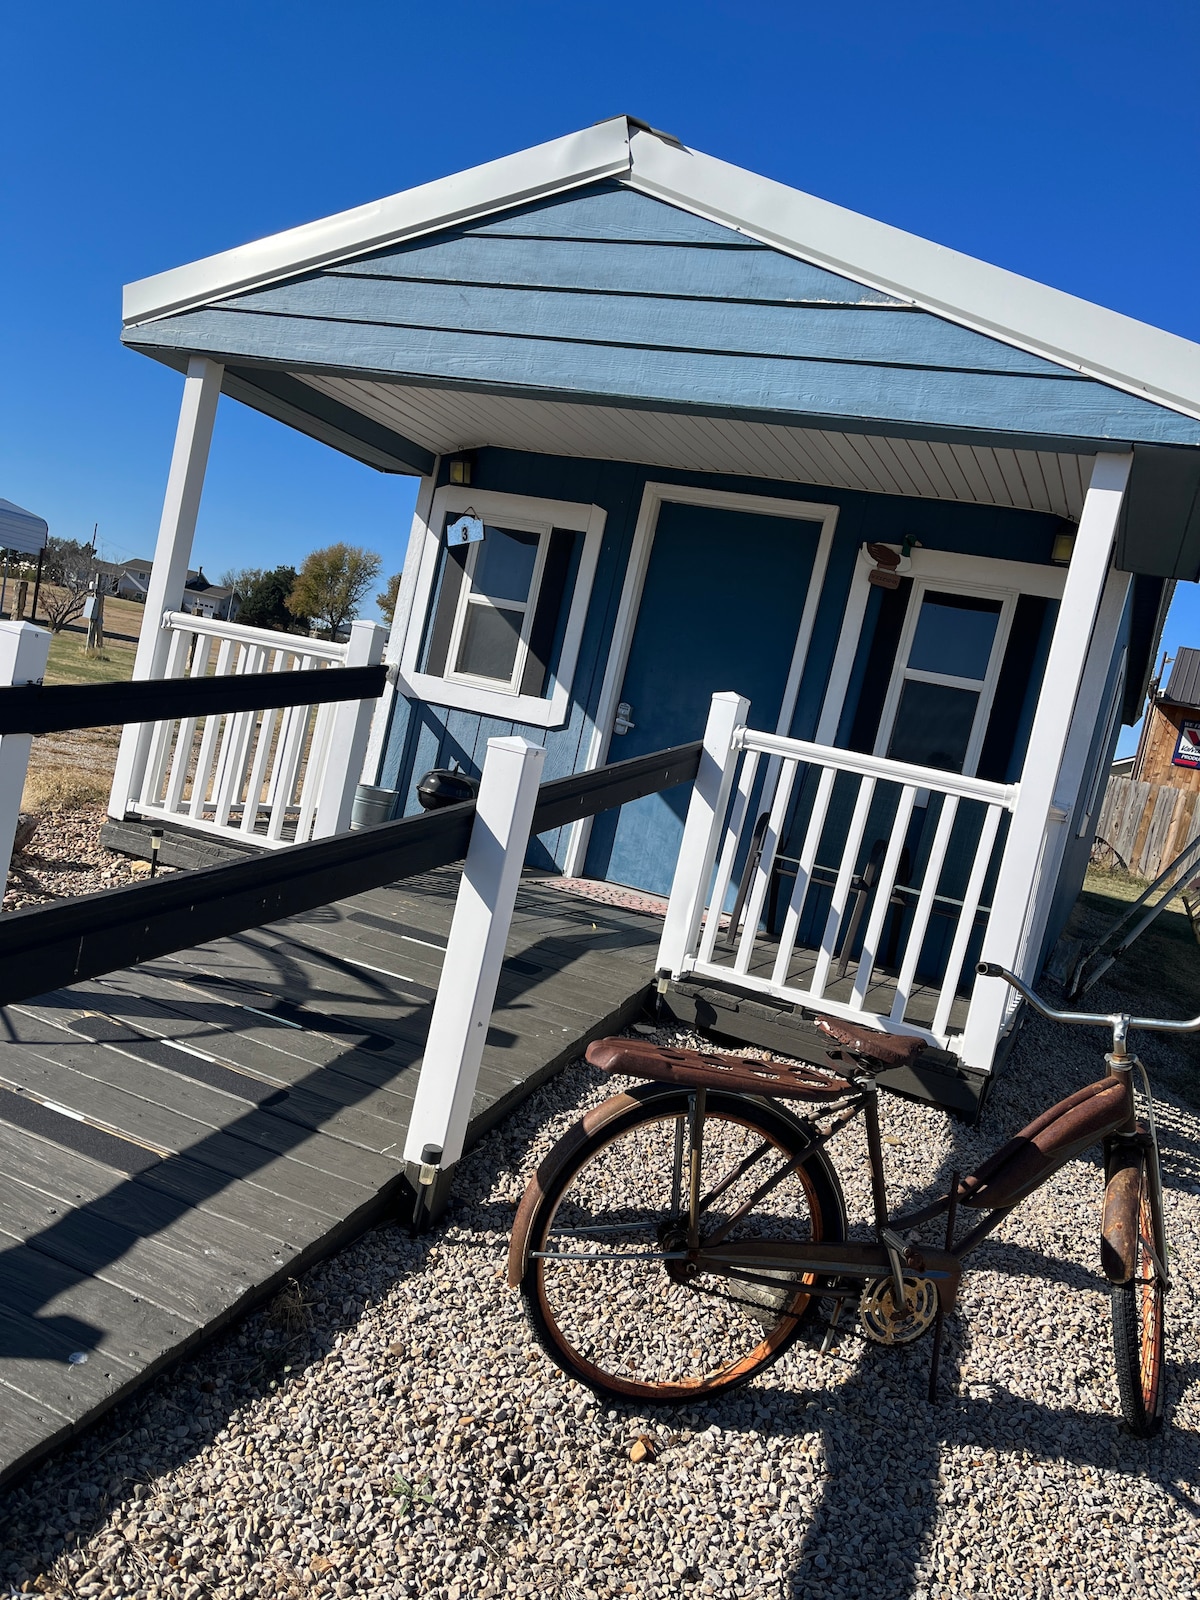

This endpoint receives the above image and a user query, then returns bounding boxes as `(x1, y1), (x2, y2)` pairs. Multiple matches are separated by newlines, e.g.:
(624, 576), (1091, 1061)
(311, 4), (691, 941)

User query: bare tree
(40, 537), (99, 633)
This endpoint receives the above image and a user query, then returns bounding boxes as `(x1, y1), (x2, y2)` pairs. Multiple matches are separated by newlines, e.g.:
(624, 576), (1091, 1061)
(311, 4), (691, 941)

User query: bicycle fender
(1101, 1145), (1144, 1285)
(506, 1090), (646, 1288)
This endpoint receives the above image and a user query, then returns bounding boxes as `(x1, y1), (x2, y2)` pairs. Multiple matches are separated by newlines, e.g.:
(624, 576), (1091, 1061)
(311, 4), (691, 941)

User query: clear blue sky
(3, 1), (1197, 750)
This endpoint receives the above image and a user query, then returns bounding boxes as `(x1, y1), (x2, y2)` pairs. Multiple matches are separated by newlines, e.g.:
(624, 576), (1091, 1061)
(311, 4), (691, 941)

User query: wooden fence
(1095, 774), (1200, 880)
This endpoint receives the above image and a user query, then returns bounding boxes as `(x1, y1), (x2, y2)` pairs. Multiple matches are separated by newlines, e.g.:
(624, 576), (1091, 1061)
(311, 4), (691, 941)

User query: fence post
(657, 691), (750, 978)
(310, 620), (387, 839)
(0, 622), (52, 889)
(403, 736), (545, 1205)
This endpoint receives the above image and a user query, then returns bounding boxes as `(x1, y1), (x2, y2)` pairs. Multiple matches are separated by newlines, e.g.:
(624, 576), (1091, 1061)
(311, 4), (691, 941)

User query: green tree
(287, 543), (381, 638)
(377, 571), (401, 626)
(228, 566), (306, 632)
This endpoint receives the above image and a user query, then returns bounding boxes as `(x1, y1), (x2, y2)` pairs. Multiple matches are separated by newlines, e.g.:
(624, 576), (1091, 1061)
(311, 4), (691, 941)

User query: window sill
(397, 668), (572, 729)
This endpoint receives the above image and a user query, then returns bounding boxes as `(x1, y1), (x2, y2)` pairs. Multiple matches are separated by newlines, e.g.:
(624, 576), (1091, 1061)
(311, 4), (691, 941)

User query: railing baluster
(137, 626), (190, 809)
(295, 690), (336, 843)
(889, 795), (959, 1026)
(850, 783), (918, 1009)
(770, 765), (836, 988)
(163, 631), (212, 815)
(191, 637), (236, 820)
(239, 646), (288, 837)
(931, 803), (1005, 1040)
(213, 644), (263, 827)
(697, 748), (760, 966)
(808, 775), (876, 1000)
(268, 653), (318, 843)
(734, 758), (799, 976)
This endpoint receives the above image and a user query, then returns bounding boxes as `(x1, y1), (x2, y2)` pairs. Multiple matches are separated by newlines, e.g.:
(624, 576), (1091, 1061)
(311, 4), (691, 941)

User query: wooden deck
(0, 870), (659, 1488)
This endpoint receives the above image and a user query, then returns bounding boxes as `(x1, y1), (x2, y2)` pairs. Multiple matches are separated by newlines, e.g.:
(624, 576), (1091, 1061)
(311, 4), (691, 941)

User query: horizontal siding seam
(181, 305), (1099, 381)
(329, 269), (914, 311)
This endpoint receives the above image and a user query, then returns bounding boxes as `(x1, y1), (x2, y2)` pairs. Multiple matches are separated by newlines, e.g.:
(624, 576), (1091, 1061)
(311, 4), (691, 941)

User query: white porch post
(310, 619), (387, 838)
(0, 622), (51, 889)
(1016, 564), (1132, 974)
(361, 466), (439, 788)
(108, 356), (223, 820)
(657, 691), (750, 978)
(403, 736), (545, 1171)
(963, 452), (1133, 1068)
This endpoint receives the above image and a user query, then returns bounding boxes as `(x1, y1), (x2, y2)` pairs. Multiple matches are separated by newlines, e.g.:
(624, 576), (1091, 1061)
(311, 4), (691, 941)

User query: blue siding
(124, 182), (1200, 450)
(382, 447), (1067, 872)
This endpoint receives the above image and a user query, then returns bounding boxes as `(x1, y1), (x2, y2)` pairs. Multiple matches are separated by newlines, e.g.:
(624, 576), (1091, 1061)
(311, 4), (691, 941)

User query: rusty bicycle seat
(814, 1016), (928, 1072)
(584, 1037), (855, 1101)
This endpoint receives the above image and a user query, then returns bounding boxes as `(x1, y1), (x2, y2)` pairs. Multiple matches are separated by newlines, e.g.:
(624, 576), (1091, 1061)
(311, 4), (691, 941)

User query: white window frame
(442, 513), (552, 694)
(873, 577), (1018, 778)
(397, 486), (606, 729)
(814, 544), (1067, 749)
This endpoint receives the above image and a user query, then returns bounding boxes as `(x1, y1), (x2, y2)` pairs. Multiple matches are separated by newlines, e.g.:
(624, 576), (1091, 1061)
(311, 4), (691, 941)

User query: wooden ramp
(0, 870), (659, 1487)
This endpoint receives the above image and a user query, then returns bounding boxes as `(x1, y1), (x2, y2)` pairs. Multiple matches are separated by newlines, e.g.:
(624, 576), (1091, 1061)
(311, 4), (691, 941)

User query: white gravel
(2, 806), (169, 912)
(1, 981), (1198, 1599)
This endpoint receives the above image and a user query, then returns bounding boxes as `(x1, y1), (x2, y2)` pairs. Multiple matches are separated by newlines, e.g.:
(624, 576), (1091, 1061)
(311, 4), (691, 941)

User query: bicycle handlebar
(975, 961), (1200, 1035)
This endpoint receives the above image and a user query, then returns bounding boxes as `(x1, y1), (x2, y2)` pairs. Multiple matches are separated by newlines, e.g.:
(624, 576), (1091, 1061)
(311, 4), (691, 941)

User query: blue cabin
(109, 117), (1200, 1098)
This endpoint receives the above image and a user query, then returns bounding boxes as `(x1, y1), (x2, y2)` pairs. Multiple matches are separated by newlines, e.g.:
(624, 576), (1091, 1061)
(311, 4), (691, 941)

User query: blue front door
(585, 500), (823, 895)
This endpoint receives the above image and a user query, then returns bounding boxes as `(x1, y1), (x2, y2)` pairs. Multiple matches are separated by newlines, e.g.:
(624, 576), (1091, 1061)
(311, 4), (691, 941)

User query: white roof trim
(122, 120), (634, 327)
(122, 116), (1200, 427)
(625, 131), (1200, 425)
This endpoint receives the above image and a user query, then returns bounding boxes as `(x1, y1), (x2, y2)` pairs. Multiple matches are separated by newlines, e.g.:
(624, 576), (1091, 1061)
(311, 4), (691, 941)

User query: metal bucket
(350, 783), (398, 830)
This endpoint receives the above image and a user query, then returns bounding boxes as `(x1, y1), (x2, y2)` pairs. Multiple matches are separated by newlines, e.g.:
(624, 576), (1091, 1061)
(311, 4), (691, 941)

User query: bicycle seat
(814, 1017), (928, 1072)
(957, 1074), (1131, 1210)
(584, 1038), (855, 1101)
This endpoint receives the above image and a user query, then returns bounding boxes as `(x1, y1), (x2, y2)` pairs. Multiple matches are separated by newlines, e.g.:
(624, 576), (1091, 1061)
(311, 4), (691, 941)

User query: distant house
(1131, 649), (1200, 792)
(96, 559), (239, 620)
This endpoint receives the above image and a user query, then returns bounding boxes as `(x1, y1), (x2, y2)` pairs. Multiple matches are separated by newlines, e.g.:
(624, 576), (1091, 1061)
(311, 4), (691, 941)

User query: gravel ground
(1, 807), (156, 912)
(1, 983), (1198, 1600)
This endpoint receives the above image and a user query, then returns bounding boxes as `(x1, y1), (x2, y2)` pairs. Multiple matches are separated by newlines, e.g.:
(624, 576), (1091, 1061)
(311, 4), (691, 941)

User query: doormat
(540, 877), (669, 918)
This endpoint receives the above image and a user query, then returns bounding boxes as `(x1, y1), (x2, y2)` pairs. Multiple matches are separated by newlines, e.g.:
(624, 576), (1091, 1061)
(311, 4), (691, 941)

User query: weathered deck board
(0, 870), (659, 1487)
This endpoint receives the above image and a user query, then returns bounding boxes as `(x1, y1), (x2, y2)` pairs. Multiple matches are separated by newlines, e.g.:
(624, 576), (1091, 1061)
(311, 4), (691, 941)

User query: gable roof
(124, 116), (1200, 427)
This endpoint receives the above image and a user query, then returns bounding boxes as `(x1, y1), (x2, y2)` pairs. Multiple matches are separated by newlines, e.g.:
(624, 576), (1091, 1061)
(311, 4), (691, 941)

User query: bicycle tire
(518, 1088), (846, 1403)
(1110, 1159), (1166, 1437)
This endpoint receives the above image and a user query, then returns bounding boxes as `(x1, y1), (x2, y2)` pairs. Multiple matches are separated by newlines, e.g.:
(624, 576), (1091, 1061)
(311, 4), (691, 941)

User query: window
(399, 487), (606, 729)
(876, 586), (1014, 775)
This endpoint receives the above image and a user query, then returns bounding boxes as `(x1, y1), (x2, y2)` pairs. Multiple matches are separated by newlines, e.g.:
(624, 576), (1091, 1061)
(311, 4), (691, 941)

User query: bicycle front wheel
(1111, 1157), (1166, 1437)
(518, 1089), (846, 1403)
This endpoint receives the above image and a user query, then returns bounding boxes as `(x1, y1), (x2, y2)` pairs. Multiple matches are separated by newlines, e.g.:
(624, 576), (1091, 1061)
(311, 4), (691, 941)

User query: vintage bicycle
(508, 963), (1182, 1436)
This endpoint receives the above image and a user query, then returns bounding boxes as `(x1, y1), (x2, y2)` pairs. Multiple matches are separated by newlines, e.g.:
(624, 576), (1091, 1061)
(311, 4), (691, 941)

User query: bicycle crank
(858, 1273), (939, 1345)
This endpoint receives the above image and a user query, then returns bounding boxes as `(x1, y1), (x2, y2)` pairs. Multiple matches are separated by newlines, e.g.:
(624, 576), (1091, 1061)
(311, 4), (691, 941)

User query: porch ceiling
(295, 371), (1092, 519)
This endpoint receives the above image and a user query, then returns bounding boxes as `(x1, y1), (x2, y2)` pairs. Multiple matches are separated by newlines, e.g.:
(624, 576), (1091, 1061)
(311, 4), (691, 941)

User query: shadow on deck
(0, 869), (659, 1487)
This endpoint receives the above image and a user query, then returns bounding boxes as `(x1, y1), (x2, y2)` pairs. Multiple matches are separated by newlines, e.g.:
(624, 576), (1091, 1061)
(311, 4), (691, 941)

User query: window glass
(887, 680), (979, 772)
(907, 591), (1001, 682)
(456, 605), (524, 681)
(472, 525), (539, 603)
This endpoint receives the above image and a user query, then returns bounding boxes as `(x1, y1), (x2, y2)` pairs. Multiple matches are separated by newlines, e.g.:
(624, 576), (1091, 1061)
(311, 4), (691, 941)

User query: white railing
(127, 612), (384, 848)
(658, 695), (1020, 1055)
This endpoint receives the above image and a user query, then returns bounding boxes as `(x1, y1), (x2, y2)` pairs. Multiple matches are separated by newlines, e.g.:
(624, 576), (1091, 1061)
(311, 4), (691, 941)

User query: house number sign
(447, 514), (485, 547)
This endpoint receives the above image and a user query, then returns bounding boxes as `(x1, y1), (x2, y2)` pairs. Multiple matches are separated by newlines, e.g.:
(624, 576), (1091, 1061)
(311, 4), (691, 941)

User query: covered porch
(110, 117), (1200, 1088)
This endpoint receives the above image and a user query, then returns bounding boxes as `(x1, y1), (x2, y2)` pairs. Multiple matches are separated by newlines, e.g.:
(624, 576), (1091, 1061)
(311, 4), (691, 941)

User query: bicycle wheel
(1111, 1159), (1166, 1437)
(518, 1088), (846, 1403)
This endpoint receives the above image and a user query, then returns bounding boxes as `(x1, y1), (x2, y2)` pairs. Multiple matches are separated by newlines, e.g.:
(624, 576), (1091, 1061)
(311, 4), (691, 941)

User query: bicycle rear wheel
(518, 1089), (846, 1403)
(1111, 1159), (1166, 1437)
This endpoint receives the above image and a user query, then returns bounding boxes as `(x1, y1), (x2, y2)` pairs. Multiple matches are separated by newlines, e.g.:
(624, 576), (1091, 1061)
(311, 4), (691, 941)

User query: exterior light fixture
(449, 457), (473, 486)
(1051, 526), (1077, 565)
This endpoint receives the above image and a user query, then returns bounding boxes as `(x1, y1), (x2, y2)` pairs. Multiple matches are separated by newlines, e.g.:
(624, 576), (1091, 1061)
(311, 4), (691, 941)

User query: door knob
(613, 701), (636, 735)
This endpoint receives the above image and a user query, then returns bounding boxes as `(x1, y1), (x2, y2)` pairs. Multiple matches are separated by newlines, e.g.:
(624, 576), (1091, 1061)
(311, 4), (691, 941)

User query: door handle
(613, 701), (636, 736)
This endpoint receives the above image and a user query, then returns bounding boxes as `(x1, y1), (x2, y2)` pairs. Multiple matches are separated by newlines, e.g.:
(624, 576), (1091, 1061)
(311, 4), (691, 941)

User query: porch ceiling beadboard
(295, 371), (1095, 519)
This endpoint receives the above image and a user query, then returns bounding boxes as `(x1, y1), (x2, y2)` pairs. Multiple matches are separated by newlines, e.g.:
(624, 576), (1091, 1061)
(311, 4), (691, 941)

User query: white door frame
(562, 481), (839, 877)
